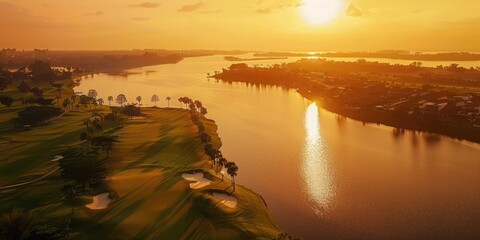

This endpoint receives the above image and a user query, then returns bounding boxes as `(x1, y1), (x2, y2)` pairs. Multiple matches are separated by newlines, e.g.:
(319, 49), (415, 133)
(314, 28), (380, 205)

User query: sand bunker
(86, 193), (111, 210)
(213, 193), (237, 208)
(51, 155), (63, 162)
(181, 173), (211, 189)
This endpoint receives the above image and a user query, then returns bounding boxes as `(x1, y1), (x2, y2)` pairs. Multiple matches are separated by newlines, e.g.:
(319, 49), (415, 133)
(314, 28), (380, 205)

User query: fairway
(0, 106), (281, 239)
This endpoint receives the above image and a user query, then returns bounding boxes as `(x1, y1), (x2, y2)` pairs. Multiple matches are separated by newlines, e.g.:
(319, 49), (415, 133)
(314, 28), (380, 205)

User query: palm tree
(93, 119), (102, 136)
(219, 157), (227, 181)
(107, 96), (113, 106)
(194, 100), (203, 111)
(83, 119), (92, 133)
(87, 89), (98, 99)
(226, 162), (238, 192)
(178, 97), (184, 108)
(97, 98), (104, 108)
(71, 95), (77, 104)
(62, 184), (79, 215)
(151, 94), (159, 107)
(1, 208), (35, 240)
(215, 151), (223, 173)
(166, 97), (171, 107)
(200, 107), (208, 116)
(63, 98), (71, 110)
(116, 94), (127, 106)
(136, 96), (142, 106)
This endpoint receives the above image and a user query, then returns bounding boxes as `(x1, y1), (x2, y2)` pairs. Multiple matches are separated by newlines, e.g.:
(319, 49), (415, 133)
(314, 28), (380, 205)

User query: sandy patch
(181, 173), (211, 189)
(213, 193), (237, 208)
(86, 193), (111, 210)
(51, 155), (63, 162)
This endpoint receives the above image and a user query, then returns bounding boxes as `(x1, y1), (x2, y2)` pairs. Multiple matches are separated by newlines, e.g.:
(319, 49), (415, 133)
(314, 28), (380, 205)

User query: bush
(29, 218), (72, 240)
(17, 106), (63, 125)
(122, 104), (141, 118)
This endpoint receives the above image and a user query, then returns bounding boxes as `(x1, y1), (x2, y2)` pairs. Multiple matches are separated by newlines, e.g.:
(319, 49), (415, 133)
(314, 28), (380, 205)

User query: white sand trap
(181, 173), (211, 189)
(86, 193), (111, 210)
(213, 193), (237, 208)
(51, 155), (63, 162)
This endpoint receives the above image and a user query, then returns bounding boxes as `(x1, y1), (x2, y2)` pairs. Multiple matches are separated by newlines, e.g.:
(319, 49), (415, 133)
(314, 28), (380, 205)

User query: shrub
(17, 106), (63, 125)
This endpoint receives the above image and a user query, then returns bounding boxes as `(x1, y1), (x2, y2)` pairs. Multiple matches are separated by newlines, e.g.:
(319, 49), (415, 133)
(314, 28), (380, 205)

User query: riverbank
(299, 89), (480, 143)
(0, 79), (283, 239)
(213, 60), (480, 143)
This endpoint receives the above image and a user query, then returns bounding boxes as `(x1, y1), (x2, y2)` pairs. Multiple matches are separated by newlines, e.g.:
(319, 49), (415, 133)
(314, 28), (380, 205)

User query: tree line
(182, 97), (240, 192)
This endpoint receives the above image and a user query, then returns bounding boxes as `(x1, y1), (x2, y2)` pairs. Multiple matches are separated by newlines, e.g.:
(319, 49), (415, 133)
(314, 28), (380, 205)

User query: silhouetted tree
(87, 89), (98, 99)
(107, 96), (113, 106)
(70, 95), (77, 105)
(62, 98), (70, 109)
(123, 104), (141, 118)
(17, 81), (31, 93)
(151, 94), (159, 107)
(0, 96), (14, 108)
(28, 60), (55, 82)
(136, 96), (142, 106)
(116, 94), (127, 106)
(61, 184), (79, 215)
(89, 135), (118, 158)
(166, 96), (171, 107)
(200, 107), (208, 116)
(97, 98), (104, 108)
(219, 157), (227, 181)
(59, 145), (106, 191)
(0, 208), (35, 240)
(226, 162), (238, 192)
(30, 87), (43, 98)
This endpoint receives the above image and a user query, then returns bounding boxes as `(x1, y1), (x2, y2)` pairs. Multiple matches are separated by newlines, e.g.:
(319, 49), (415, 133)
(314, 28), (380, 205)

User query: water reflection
(302, 103), (334, 212)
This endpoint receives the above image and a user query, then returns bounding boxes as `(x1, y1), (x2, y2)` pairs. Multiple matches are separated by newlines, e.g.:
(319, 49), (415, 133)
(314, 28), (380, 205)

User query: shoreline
(298, 89), (480, 144)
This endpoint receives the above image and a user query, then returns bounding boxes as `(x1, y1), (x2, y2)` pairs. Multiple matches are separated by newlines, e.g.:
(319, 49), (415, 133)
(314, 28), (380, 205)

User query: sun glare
(300, 0), (344, 25)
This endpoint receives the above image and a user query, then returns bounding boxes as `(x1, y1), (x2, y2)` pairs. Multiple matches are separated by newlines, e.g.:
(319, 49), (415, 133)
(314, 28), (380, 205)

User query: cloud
(255, 8), (271, 14)
(345, 3), (363, 17)
(254, 1), (301, 14)
(178, 1), (204, 12)
(82, 11), (104, 17)
(131, 17), (150, 21)
(0, 2), (57, 28)
(200, 9), (223, 14)
(128, 2), (159, 8)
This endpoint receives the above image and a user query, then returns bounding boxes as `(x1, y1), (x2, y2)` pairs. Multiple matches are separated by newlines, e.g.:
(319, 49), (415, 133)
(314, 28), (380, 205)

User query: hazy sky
(1, 0), (479, 51)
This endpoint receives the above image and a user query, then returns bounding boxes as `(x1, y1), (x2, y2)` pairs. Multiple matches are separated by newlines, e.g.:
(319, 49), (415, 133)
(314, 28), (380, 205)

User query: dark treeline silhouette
(0, 49), (248, 74)
(254, 50), (480, 61)
(182, 97), (239, 193)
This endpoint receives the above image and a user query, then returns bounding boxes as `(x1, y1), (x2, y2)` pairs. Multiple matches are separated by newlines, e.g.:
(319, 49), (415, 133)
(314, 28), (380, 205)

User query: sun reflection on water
(302, 103), (334, 212)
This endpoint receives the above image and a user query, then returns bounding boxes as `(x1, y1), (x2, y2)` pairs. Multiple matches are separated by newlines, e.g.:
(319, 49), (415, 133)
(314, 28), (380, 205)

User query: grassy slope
(0, 83), (281, 239)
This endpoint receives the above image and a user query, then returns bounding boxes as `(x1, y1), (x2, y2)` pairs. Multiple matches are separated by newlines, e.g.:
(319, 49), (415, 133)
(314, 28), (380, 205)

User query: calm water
(75, 56), (480, 240)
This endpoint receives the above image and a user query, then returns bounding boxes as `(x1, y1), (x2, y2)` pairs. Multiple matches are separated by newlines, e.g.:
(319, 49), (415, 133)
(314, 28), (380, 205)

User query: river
(75, 55), (480, 240)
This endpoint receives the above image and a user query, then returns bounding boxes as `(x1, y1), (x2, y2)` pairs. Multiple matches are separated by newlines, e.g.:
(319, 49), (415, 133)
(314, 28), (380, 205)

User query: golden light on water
(302, 103), (334, 212)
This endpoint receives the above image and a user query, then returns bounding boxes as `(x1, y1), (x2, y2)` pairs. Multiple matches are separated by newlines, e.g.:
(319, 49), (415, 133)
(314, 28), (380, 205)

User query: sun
(300, 0), (344, 25)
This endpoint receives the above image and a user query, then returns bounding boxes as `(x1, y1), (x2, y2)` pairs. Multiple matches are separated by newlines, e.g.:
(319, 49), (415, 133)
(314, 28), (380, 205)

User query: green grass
(0, 87), (281, 240)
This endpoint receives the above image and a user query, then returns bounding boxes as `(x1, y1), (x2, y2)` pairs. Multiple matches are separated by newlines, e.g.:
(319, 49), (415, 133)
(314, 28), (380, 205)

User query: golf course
(0, 76), (283, 239)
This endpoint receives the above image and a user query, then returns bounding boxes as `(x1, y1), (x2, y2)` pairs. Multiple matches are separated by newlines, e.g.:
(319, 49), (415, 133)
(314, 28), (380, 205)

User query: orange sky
(1, 0), (479, 51)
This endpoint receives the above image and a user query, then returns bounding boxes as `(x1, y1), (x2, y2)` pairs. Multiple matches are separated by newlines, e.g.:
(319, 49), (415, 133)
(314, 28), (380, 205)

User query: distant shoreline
(213, 60), (480, 143)
(254, 51), (480, 62)
(224, 56), (288, 62)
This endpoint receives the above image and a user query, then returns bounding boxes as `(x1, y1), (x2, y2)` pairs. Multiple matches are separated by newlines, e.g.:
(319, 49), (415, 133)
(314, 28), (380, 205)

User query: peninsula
(0, 63), (285, 239)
